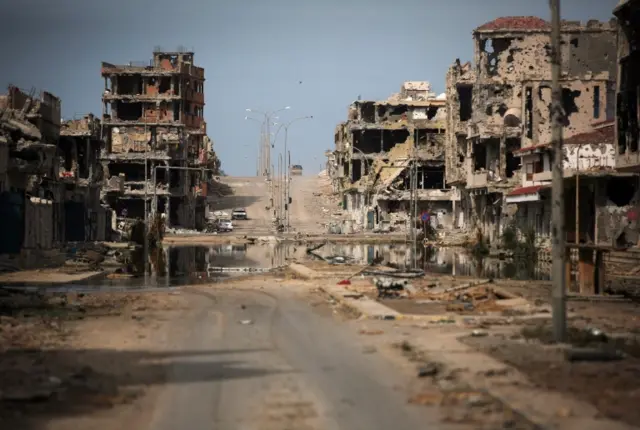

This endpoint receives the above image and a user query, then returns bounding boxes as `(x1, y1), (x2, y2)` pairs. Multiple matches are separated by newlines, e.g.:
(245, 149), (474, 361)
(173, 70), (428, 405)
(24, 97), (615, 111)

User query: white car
(217, 219), (233, 232)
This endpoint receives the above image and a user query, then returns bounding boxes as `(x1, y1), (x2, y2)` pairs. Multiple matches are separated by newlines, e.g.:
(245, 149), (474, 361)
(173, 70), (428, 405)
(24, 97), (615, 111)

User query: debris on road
(358, 329), (384, 335)
(471, 329), (488, 337)
(239, 320), (254, 325)
(564, 348), (624, 362)
(417, 362), (441, 378)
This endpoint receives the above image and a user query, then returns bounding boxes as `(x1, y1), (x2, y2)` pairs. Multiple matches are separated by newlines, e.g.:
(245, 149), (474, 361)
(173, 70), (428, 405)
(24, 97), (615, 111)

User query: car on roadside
(217, 219), (233, 232)
(232, 208), (248, 220)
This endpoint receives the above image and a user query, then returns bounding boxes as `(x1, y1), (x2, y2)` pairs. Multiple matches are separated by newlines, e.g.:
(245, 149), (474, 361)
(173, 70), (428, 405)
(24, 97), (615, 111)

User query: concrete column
(165, 196), (171, 229)
(86, 137), (92, 180)
(499, 135), (507, 178)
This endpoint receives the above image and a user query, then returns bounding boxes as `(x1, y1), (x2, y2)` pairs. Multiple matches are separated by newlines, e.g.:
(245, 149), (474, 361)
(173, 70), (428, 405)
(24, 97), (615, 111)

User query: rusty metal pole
(575, 145), (580, 244)
(550, 0), (567, 342)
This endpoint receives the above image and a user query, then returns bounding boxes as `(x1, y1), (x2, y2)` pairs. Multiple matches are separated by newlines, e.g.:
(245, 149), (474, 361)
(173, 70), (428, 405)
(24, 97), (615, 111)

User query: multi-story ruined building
(0, 86), (62, 262)
(445, 17), (617, 244)
(60, 114), (112, 241)
(0, 87), (113, 264)
(100, 49), (208, 231)
(615, 0), (640, 171)
(332, 82), (461, 233)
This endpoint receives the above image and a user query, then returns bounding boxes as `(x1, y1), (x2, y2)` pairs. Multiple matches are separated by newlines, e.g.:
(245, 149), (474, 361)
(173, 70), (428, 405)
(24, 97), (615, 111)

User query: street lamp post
(244, 116), (263, 176)
(245, 106), (291, 179)
(273, 115), (313, 232)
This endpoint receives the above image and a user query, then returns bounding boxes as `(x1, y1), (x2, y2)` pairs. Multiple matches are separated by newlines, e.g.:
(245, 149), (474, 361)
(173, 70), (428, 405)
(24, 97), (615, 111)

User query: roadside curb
(318, 285), (401, 319)
(0, 270), (107, 287)
(318, 284), (558, 324)
(405, 333), (638, 430)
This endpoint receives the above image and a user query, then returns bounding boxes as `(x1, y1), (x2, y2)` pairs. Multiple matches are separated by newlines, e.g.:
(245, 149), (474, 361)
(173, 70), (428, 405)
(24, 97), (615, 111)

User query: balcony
(617, 151), (640, 173)
(532, 170), (552, 182)
(467, 171), (488, 188)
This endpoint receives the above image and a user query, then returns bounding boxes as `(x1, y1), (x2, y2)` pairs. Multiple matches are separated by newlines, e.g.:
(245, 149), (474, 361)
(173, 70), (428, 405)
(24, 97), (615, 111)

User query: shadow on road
(0, 347), (286, 430)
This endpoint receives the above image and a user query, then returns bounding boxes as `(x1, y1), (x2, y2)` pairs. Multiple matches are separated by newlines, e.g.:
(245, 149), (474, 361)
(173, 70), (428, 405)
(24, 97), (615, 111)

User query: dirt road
(288, 175), (339, 234)
(209, 176), (273, 235)
(2, 284), (465, 430)
(145, 287), (450, 430)
(208, 174), (339, 237)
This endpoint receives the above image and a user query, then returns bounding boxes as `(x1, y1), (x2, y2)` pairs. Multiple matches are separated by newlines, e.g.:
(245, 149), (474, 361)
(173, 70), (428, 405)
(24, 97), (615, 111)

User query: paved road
(145, 287), (451, 430)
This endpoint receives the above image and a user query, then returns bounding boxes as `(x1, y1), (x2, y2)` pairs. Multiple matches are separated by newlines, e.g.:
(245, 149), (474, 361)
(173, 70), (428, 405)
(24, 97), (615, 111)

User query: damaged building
(615, 0), (640, 171)
(0, 87), (113, 267)
(445, 16), (617, 243)
(59, 114), (112, 241)
(507, 121), (640, 247)
(0, 86), (64, 265)
(332, 82), (461, 233)
(101, 49), (209, 232)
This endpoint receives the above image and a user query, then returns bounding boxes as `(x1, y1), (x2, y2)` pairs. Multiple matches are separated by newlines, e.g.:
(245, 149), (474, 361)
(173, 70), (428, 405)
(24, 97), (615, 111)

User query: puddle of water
(110, 242), (548, 288)
(306, 243), (550, 281)
(12, 242), (547, 293)
(79, 243), (304, 289)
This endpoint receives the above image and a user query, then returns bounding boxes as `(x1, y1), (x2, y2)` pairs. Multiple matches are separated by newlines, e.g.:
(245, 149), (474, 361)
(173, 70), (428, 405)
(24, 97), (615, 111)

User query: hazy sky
(0, 0), (618, 176)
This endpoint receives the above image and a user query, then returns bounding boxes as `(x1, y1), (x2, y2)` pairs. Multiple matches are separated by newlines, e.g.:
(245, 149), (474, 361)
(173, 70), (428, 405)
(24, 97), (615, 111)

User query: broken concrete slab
(288, 263), (321, 280)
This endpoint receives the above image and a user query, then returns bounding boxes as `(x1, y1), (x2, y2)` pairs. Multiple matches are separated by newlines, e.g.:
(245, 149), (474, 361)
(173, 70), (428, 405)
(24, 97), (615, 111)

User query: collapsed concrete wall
(614, 0), (640, 171)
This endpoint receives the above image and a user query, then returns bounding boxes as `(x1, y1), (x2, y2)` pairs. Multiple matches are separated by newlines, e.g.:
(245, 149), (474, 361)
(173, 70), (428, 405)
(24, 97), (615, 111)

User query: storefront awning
(505, 185), (548, 204)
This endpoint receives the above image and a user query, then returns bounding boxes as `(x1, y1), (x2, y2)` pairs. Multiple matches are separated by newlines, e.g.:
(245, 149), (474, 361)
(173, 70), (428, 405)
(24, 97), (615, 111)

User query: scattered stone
(1, 388), (55, 402)
(48, 376), (62, 387)
(417, 362), (440, 378)
(471, 329), (488, 337)
(482, 368), (510, 377)
(358, 329), (384, 335)
(465, 393), (491, 408)
(362, 346), (377, 354)
(239, 319), (253, 325)
(408, 392), (443, 405)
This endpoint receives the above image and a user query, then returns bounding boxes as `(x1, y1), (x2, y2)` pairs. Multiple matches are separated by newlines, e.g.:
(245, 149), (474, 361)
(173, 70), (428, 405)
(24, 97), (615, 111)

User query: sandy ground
(0, 281), (464, 430)
(0, 269), (105, 285)
(202, 174), (345, 238)
(0, 271), (561, 430)
(4, 247), (638, 428)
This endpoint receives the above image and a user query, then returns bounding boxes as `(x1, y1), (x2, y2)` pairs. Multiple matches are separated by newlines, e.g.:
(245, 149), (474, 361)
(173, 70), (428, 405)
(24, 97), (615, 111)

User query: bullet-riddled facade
(445, 17), (617, 244)
(101, 50), (209, 232)
(332, 82), (462, 233)
(614, 0), (640, 171)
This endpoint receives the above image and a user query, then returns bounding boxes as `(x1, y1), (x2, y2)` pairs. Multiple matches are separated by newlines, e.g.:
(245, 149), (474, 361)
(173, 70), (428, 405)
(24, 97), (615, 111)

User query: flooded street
(102, 242), (550, 290)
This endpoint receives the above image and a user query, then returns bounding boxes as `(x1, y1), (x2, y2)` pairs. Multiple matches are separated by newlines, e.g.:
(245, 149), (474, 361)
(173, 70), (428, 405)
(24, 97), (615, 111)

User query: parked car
(232, 208), (248, 220)
(290, 164), (303, 176)
(217, 219), (233, 232)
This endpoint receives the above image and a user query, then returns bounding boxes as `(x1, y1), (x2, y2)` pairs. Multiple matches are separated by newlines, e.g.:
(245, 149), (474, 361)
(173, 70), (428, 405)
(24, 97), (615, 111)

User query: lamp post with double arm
(245, 106), (291, 179)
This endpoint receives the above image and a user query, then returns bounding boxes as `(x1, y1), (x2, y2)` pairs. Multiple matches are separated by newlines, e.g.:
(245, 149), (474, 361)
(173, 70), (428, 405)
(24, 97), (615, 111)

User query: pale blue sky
(0, 0), (618, 175)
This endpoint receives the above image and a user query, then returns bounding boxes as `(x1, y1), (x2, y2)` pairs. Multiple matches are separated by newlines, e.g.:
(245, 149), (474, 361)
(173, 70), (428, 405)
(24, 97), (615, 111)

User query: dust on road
(0, 282), (462, 430)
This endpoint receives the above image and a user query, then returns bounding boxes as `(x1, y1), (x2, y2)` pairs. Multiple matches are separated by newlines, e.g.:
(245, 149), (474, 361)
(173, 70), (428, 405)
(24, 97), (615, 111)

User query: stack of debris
(420, 280), (532, 313)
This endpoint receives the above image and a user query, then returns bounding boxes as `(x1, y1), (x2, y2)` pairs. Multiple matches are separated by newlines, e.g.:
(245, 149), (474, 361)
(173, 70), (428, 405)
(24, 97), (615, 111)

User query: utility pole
(550, 0), (567, 342)
(266, 120), (272, 179)
(272, 116), (313, 232)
